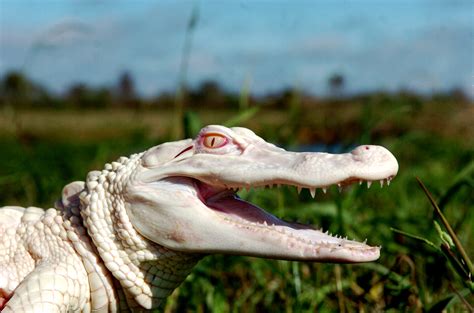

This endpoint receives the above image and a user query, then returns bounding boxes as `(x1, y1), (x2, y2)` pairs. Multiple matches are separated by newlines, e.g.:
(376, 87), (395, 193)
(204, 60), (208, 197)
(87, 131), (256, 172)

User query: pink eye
(202, 133), (227, 149)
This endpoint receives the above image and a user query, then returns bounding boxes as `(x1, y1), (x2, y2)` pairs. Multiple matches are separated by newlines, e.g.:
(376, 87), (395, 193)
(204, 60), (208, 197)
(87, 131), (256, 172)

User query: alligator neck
(79, 160), (201, 310)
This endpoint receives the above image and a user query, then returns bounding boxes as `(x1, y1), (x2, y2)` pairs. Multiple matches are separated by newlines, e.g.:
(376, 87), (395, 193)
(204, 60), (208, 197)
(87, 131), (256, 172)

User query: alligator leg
(2, 255), (90, 313)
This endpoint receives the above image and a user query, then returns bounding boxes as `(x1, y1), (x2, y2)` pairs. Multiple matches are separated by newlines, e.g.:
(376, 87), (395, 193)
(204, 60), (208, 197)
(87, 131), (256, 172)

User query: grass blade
(390, 227), (442, 253)
(416, 177), (474, 279)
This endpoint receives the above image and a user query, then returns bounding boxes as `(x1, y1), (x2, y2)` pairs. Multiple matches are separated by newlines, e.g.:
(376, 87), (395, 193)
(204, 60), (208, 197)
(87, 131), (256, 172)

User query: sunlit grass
(0, 103), (472, 311)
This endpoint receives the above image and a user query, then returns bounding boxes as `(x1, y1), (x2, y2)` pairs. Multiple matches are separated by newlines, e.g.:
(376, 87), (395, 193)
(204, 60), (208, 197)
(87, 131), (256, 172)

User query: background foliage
(0, 72), (472, 312)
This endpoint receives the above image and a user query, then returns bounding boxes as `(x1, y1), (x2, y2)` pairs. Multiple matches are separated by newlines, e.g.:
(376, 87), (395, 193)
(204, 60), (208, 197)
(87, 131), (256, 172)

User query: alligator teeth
(232, 175), (393, 198)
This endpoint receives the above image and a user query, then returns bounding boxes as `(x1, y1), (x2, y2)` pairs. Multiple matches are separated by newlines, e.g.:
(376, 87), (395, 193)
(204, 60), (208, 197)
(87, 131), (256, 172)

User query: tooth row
(222, 217), (371, 248)
(226, 177), (393, 196)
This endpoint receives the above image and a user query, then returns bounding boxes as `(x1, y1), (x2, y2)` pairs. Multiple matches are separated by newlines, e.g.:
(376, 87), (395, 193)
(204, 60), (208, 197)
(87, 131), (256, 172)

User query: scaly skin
(0, 125), (398, 312)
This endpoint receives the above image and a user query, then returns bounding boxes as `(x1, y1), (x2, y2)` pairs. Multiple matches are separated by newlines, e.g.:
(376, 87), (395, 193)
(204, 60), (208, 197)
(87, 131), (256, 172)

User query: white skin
(125, 125), (398, 262)
(0, 125), (399, 311)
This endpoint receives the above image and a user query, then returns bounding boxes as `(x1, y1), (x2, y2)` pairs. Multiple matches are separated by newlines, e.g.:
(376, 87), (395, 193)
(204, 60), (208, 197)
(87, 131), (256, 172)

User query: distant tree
(0, 71), (51, 107)
(95, 88), (113, 108)
(3, 72), (29, 94)
(152, 91), (175, 108)
(190, 80), (227, 107)
(66, 83), (86, 107)
(431, 88), (469, 104)
(66, 83), (112, 108)
(447, 87), (469, 103)
(328, 73), (345, 97)
(1, 72), (26, 106)
(116, 71), (139, 109)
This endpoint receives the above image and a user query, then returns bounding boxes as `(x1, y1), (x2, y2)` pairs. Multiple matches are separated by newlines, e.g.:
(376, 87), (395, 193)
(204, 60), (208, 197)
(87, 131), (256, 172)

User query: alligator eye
(203, 134), (227, 149)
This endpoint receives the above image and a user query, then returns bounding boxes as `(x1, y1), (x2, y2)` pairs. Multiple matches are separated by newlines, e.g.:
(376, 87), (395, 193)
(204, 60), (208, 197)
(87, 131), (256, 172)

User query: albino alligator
(0, 125), (398, 312)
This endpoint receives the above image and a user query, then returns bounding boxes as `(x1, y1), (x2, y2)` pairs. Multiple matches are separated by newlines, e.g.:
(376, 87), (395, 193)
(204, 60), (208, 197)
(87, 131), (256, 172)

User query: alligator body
(0, 125), (398, 312)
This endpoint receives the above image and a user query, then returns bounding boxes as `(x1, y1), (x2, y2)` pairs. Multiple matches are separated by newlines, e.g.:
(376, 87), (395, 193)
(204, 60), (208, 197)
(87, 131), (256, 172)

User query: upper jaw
(186, 144), (398, 191)
(141, 143), (398, 190)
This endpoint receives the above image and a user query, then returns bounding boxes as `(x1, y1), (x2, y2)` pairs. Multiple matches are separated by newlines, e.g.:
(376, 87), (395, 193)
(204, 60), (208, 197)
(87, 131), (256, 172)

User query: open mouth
(195, 177), (393, 262)
(137, 126), (398, 262)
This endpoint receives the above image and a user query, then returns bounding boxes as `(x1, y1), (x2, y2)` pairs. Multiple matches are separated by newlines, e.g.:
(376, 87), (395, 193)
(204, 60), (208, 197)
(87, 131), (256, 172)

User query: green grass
(0, 104), (472, 312)
(164, 132), (473, 312)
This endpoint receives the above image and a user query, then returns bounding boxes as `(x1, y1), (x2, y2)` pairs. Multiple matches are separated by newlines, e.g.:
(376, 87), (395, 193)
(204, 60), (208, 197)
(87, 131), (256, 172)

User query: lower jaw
(199, 182), (379, 260)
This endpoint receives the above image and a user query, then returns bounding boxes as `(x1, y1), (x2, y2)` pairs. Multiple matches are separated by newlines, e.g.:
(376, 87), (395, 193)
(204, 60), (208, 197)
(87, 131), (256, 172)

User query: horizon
(1, 1), (472, 98)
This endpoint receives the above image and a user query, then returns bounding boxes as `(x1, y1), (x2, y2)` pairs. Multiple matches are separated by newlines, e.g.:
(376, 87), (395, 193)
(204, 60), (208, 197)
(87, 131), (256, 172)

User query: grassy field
(0, 102), (473, 312)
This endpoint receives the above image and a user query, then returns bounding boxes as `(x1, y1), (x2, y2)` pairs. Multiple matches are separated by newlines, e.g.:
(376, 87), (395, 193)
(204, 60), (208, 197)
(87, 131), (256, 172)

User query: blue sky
(0, 0), (472, 97)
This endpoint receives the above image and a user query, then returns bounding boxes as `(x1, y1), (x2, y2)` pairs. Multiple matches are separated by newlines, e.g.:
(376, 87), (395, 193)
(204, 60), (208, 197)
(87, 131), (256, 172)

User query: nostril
(351, 145), (371, 156)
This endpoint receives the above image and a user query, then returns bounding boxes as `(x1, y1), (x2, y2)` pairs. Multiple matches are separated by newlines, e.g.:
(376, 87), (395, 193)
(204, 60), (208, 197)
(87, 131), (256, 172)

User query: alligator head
(78, 125), (398, 308)
(128, 125), (397, 261)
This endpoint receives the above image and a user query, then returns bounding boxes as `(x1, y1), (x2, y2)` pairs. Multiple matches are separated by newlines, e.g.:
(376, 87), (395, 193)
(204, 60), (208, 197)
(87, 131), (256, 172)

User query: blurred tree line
(0, 70), (470, 110)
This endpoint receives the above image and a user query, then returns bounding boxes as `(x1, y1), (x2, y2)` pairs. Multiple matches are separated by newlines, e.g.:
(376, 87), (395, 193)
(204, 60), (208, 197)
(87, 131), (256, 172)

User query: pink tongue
(207, 195), (288, 226)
